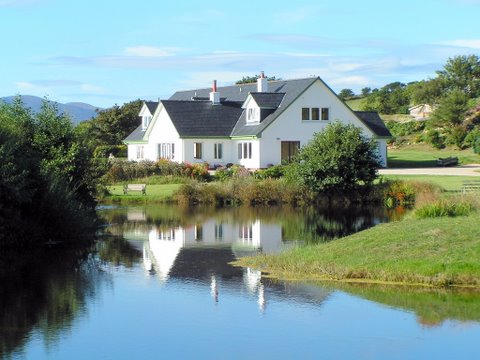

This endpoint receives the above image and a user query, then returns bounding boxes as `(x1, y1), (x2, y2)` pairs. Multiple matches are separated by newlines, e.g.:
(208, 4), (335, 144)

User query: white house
(124, 74), (392, 167)
(408, 104), (433, 120)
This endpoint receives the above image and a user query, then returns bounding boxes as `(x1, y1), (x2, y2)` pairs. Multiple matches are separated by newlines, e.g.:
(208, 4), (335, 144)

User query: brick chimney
(257, 71), (268, 92)
(210, 80), (220, 105)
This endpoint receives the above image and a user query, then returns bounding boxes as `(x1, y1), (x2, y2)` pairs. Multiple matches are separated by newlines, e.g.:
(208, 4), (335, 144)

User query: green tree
(286, 122), (380, 193)
(83, 99), (143, 148)
(437, 54), (480, 98)
(408, 78), (446, 105)
(338, 88), (355, 100)
(0, 98), (98, 246)
(432, 89), (469, 127)
(361, 82), (409, 114)
(236, 74), (279, 84)
(361, 87), (372, 97)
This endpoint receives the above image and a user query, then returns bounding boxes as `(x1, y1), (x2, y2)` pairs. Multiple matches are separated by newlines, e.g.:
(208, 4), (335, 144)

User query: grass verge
(102, 184), (180, 204)
(388, 144), (480, 168)
(234, 211), (480, 288)
(380, 174), (478, 192)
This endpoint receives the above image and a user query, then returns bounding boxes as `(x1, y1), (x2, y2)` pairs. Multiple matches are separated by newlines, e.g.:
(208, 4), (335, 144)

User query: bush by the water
(415, 197), (476, 218)
(175, 178), (311, 206)
(286, 122), (380, 193)
(0, 98), (99, 247)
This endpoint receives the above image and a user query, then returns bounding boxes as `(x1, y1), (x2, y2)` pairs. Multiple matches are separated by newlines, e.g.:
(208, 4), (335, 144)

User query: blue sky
(1, 0), (479, 108)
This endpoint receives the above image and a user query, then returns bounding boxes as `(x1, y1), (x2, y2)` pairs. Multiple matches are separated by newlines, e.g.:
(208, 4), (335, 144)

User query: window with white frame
(237, 142), (252, 159)
(247, 107), (259, 123)
(193, 142), (203, 159)
(136, 145), (144, 160)
(215, 223), (223, 240)
(158, 143), (174, 160)
(214, 143), (223, 159)
(239, 224), (253, 242)
(142, 115), (152, 130)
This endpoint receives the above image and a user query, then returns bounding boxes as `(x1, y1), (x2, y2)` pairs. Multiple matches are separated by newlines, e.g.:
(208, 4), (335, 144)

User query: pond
(1, 204), (479, 359)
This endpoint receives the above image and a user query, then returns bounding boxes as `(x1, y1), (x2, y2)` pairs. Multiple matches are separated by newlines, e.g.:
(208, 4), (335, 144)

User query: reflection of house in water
(121, 211), (289, 311)
(142, 218), (285, 281)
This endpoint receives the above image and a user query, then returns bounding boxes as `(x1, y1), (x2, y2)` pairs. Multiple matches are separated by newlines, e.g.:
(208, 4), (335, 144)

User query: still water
(1, 204), (479, 359)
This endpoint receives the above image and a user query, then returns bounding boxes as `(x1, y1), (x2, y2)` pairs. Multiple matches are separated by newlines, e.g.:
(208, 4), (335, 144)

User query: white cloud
(435, 39), (480, 49)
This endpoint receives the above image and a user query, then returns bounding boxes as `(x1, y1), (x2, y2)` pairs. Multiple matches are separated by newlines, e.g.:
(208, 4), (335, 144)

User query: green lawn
(380, 174), (477, 192)
(235, 211), (480, 287)
(388, 144), (480, 168)
(104, 184), (181, 203)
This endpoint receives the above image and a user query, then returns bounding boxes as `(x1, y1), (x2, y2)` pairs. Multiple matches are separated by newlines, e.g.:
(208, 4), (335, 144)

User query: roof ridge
(174, 76), (318, 93)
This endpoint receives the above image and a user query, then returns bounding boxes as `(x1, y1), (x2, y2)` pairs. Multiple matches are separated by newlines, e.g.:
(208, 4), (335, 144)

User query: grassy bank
(388, 144), (480, 168)
(102, 184), (180, 204)
(380, 174), (477, 192)
(234, 211), (480, 287)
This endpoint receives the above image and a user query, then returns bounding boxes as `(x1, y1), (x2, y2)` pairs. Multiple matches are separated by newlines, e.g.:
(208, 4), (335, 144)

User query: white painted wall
(143, 105), (182, 161)
(260, 79), (383, 168)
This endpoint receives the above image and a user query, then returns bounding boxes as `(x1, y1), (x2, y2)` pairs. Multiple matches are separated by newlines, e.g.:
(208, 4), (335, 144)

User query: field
(388, 144), (480, 168)
(105, 184), (180, 203)
(235, 211), (480, 287)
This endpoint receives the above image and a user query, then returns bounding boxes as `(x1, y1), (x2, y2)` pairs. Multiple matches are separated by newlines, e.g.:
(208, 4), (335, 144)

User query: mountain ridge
(1, 95), (101, 124)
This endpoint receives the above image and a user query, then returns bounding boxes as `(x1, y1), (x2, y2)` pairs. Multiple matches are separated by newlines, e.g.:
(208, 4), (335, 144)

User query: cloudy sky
(1, 0), (479, 107)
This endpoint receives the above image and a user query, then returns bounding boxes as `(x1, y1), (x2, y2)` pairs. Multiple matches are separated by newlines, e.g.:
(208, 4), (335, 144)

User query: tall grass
(174, 178), (311, 206)
(414, 195), (478, 218)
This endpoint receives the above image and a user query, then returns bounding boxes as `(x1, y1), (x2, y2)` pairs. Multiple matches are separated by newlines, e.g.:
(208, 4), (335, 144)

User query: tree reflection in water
(0, 245), (110, 358)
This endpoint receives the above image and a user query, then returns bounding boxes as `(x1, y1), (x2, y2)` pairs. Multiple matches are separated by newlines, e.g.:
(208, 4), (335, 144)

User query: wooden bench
(437, 157), (458, 167)
(123, 184), (147, 195)
(462, 180), (480, 193)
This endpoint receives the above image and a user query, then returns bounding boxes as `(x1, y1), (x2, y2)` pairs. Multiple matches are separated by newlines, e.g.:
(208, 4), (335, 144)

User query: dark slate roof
(145, 101), (159, 114)
(161, 100), (243, 137)
(249, 92), (285, 108)
(124, 124), (146, 142)
(354, 111), (392, 138)
(124, 78), (391, 141)
(164, 78), (318, 138)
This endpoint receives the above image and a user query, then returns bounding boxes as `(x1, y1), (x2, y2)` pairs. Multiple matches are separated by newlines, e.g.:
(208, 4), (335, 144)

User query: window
(214, 143), (223, 159)
(142, 115), (152, 130)
(311, 108), (320, 120)
(158, 143), (174, 160)
(302, 107), (310, 120)
(321, 108), (329, 120)
(239, 225), (253, 242)
(136, 145), (144, 160)
(158, 229), (175, 241)
(238, 142), (252, 159)
(281, 141), (300, 163)
(195, 225), (203, 241)
(193, 142), (203, 159)
(215, 223), (223, 240)
(247, 107), (259, 123)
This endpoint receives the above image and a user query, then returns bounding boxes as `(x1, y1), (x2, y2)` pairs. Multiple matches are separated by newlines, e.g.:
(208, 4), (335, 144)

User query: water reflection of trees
(0, 246), (109, 358)
(99, 204), (400, 246)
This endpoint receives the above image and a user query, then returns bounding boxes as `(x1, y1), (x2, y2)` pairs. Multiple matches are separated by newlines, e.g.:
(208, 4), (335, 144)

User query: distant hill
(0, 95), (101, 124)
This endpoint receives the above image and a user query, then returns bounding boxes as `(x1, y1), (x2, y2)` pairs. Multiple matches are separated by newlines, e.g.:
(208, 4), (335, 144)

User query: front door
(281, 141), (300, 163)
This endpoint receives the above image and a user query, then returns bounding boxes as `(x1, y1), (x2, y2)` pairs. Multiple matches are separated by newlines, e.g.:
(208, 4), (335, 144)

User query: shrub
(415, 199), (474, 218)
(93, 145), (127, 158)
(254, 164), (286, 179)
(425, 129), (445, 149)
(286, 122), (380, 193)
(182, 162), (211, 181)
(446, 125), (467, 149)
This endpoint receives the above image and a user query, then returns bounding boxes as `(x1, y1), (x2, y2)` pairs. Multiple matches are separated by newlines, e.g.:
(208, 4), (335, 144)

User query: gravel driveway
(379, 164), (480, 176)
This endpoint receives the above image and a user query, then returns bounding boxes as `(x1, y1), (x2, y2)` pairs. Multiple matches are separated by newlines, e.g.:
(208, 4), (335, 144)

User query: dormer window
(142, 115), (152, 130)
(246, 107), (260, 123)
